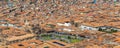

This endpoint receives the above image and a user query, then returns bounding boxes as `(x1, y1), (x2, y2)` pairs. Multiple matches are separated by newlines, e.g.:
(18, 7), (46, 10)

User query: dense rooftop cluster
(0, 0), (120, 48)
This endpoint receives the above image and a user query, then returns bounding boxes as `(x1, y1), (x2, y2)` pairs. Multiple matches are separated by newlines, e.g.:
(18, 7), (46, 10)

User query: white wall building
(79, 25), (98, 31)
(57, 23), (71, 27)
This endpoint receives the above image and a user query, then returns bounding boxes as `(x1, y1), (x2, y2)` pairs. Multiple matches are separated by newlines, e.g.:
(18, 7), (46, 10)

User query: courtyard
(39, 32), (84, 43)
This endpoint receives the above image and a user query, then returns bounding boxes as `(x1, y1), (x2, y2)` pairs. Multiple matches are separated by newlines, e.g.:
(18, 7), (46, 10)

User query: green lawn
(42, 36), (52, 40)
(70, 39), (81, 43)
(39, 34), (83, 43)
(40, 34), (52, 40)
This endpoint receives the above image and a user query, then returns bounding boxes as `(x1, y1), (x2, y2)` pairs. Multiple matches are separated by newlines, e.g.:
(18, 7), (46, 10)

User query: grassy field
(39, 33), (83, 43)
(70, 39), (82, 43)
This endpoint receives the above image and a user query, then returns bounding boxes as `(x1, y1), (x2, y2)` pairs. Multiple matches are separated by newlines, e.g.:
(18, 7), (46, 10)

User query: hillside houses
(0, 0), (120, 48)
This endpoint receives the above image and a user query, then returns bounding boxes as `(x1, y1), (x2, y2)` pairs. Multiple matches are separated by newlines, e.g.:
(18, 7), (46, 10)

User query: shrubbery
(98, 28), (118, 33)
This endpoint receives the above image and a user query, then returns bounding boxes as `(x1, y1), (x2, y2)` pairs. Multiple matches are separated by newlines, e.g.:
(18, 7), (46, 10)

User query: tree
(44, 46), (49, 48)
(98, 28), (102, 31)
(75, 23), (79, 27)
(70, 20), (75, 25)
(111, 29), (117, 32)
(46, 24), (56, 29)
(68, 36), (71, 39)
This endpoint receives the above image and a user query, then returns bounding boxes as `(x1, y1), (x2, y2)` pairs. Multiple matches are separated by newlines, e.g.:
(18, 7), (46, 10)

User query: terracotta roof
(113, 45), (120, 48)
(6, 34), (35, 41)
(11, 40), (43, 48)
(46, 40), (74, 48)
(113, 32), (120, 36)
(114, 38), (120, 43)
